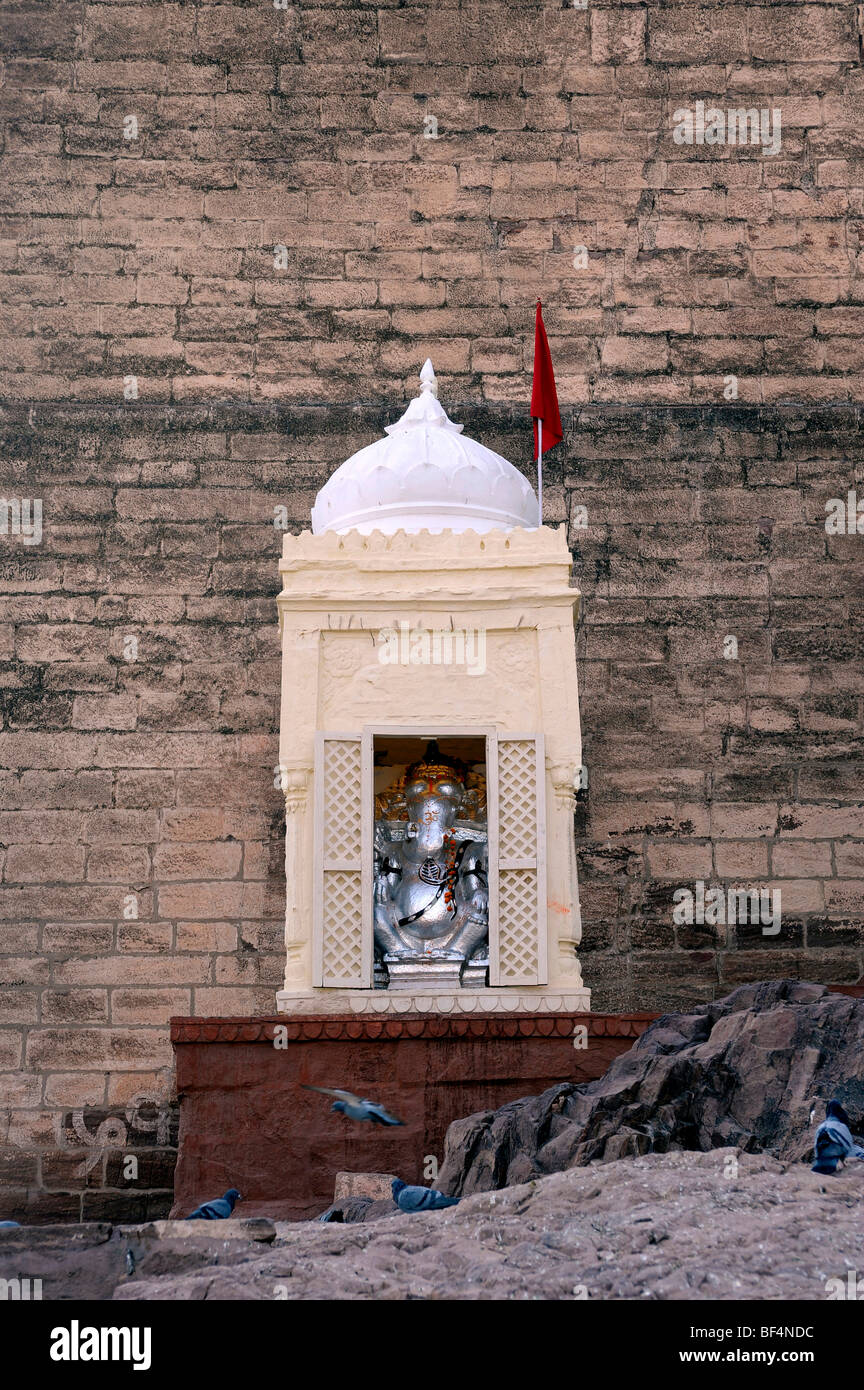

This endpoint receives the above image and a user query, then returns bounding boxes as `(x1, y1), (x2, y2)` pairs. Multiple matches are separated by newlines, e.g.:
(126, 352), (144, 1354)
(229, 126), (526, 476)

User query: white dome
(311, 360), (538, 535)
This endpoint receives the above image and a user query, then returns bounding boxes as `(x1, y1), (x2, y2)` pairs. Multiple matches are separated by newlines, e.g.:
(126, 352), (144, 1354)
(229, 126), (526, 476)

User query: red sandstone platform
(170, 1010), (657, 1221)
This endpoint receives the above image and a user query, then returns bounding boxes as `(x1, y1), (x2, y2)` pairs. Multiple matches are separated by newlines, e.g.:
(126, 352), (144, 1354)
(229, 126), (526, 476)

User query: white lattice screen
(490, 735), (547, 986)
(313, 734), (372, 987)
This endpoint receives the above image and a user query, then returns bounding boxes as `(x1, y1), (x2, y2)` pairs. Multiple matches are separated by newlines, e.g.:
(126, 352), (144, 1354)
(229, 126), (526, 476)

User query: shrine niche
(275, 362), (588, 1015)
(372, 737), (490, 991)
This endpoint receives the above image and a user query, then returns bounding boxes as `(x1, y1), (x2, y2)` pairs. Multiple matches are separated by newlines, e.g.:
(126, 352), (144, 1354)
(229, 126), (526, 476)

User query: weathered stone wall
(1, 400), (862, 1218)
(2, 0), (864, 404)
(1, 1), (863, 1217)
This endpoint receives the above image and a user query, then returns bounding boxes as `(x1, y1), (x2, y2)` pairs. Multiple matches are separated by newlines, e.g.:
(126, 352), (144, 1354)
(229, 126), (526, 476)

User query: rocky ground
(2, 1149), (862, 1300)
(5, 981), (862, 1300)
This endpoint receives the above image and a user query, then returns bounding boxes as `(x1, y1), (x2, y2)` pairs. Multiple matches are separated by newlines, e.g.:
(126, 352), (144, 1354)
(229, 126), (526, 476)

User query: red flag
(531, 301), (562, 460)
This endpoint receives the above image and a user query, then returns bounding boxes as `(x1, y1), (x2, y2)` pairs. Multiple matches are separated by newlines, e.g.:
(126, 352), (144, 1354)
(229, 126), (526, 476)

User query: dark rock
(438, 980), (864, 1194)
(317, 1196), (397, 1223)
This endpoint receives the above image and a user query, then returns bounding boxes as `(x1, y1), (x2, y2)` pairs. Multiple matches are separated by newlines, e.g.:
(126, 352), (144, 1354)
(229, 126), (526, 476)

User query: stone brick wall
(2, 400), (862, 1217)
(3, 0), (864, 405)
(0, 1), (863, 1217)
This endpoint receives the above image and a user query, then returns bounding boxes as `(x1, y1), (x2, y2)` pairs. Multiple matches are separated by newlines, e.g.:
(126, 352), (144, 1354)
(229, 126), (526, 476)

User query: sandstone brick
(0, 1033), (23, 1069)
(117, 922), (174, 953)
(152, 842), (242, 881)
(591, 9), (645, 65)
(25, 1028), (171, 1071)
(176, 921), (238, 953)
(53, 956), (210, 987)
(41, 990), (109, 1024)
(644, 843), (714, 881)
(111, 989), (190, 1025)
(714, 841), (771, 879)
(779, 804), (864, 839)
(0, 991), (39, 1024)
(71, 694), (138, 731)
(0, 1072), (42, 1106)
(192, 986), (279, 1015)
(835, 843), (864, 875)
(87, 846), (151, 883)
(749, 6), (857, 62)
(5, 844), (85, 884)
(825, 880), (864, 911)
(42, 923), (115, 954)
(772, 842), (834, 877)
(44, 1073), (106, 1106)
(648, 10), (748, 63)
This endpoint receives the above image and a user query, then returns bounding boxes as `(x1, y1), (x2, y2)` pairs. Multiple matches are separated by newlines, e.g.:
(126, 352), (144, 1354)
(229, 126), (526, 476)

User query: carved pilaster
(279, 765), (312, 988)
(548, 761), (584, 985)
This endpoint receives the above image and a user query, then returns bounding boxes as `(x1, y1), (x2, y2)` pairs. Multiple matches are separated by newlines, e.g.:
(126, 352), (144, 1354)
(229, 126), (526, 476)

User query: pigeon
(811, 1100), (864, 1175)
(391, 1178), (460, 1212)
(302, 1085), (403, 1126)
(186, 1187), (242, 1219)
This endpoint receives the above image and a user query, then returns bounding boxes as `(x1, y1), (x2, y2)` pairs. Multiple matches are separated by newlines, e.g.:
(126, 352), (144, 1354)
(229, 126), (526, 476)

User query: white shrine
(275, 362), (589, 1015)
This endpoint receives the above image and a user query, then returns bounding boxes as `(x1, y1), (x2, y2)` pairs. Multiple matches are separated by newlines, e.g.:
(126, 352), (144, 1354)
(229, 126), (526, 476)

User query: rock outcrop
(438, 980), (864, 1195)
(3, 1151), (857, 1301)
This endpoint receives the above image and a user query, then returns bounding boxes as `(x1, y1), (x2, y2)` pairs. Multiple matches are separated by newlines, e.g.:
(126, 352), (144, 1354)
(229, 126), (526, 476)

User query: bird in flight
(302, 1085), (404, 1126)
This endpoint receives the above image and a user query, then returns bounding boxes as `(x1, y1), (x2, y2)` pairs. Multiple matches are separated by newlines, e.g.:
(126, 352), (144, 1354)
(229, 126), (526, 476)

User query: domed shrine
(275, 363), (588, 1015)
(170, 363), (594, 1225)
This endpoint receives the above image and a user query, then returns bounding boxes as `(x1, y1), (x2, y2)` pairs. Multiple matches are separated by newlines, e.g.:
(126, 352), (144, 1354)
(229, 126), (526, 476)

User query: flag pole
(537, 417), (543, 528)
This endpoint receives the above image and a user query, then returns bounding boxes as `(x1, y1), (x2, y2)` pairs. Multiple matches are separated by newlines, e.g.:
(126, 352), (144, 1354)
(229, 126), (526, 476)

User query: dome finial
(419, 358), (438, 397)
(310, 359), (539, 535)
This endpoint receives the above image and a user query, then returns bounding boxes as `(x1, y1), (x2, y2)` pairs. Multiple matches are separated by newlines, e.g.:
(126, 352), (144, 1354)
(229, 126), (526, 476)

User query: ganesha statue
(373, 741), (489, 988)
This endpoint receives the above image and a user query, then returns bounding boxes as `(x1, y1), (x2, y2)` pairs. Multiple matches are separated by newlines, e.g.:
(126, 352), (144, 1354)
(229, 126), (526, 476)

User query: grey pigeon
(186, 1187), (242, 1219)
(391, 1178), (459, 1212)
(302, 1085), (403, 1126)
(812, 1100), (864, 1175)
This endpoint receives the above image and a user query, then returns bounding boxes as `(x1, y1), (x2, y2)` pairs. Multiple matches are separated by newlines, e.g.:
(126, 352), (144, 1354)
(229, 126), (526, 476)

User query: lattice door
(313, 733), (372, 987)
(489, 735), (547, 986)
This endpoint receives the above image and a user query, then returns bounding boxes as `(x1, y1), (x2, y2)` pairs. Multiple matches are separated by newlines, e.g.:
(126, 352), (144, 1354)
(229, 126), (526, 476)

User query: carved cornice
(281, 524), (572, 565)
(170, 1011), (658, 1044)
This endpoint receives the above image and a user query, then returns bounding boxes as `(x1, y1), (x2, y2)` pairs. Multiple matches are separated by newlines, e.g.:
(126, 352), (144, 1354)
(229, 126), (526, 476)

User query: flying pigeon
(302, 1085), (403, 1126)
(811, 1100), (864, 1175)
(391, 1178), (460, 1212)
(186, 1187), (242, 1219)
